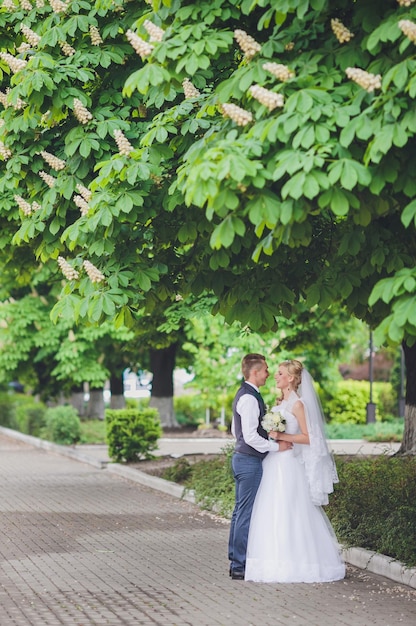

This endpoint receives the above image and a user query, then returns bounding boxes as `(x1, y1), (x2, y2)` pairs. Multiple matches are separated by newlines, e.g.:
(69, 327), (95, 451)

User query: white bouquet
(261, 410), (286, 433)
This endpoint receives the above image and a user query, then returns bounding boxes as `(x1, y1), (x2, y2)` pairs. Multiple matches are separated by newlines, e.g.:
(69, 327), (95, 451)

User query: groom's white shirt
(232, 382), (279, 453)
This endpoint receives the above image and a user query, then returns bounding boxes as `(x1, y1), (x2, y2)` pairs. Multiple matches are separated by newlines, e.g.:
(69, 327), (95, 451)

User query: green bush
(105, 407), (162, 463)
(322, 380), (396, 424)
(174, 394), (205, 426)
(0, 392), (47, 435)
(125, 397), (150, 410)
(162, 457), (193, 483)
(327, 456), (416, 567)
(185, 443), (235, 518)
(14, 396), (46, 436)
(40, 405), (81, 445)
(0, 392), (18, 428)
(174, 391), (235, 427)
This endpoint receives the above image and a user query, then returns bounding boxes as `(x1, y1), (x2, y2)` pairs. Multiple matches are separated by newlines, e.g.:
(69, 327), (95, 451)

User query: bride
(245, 359), (345, 583)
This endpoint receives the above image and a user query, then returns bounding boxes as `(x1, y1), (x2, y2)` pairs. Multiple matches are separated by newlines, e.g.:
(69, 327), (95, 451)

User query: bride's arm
(275, 400), (310, 445)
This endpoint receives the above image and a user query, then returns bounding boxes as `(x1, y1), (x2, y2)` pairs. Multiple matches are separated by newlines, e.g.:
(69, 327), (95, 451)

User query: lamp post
(366, 330), (376, 423)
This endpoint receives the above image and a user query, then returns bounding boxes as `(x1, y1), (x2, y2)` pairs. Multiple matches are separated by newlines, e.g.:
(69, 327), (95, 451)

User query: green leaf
(210, 217), (236, 249)
(401, 199), (416, 228)
(137, 272), (151, 291)
(281, 172), (306, 200)
(303, 173), (320, 199)
(330, 188), (349, 216)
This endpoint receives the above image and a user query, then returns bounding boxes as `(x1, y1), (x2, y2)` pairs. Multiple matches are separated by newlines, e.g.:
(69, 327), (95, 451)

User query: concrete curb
(2, 426), (415, 590)
(0, 426), (107, 469)
(342, 547), (416, 589)
(106, 462), (196, 503)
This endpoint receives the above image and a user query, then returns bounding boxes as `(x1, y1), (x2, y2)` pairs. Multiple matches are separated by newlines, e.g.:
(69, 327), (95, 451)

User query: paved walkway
(0, 432), (415, 626)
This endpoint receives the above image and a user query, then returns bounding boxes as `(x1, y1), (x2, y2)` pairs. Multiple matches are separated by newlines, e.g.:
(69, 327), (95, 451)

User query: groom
(228, 353), (292, 580)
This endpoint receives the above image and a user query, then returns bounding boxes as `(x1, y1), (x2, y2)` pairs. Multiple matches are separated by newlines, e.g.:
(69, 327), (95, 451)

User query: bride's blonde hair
(276, 360), (303, 404)
(281, 359), (303, 390)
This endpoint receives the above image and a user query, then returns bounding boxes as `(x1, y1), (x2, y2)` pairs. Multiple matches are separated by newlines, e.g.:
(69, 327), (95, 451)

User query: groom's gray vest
(233, 381), (268, 459)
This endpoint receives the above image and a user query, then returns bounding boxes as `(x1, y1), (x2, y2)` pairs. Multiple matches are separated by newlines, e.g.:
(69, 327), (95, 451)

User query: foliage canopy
(0, 0), (415, 345)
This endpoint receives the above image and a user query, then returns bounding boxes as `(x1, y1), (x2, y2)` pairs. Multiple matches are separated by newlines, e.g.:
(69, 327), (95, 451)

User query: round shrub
(105, 407), (162, 463)
(41, 405), (81, 445)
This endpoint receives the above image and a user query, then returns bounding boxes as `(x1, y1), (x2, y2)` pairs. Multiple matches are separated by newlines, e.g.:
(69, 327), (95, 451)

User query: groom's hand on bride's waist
(275, 439), (292, 451)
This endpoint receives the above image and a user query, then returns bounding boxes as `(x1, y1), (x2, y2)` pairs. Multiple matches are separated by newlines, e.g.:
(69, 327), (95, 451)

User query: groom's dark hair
(242, 353), (266, 379)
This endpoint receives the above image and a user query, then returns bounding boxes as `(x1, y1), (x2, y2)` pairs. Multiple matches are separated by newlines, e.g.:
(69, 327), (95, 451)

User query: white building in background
(122, 368), (194, 399)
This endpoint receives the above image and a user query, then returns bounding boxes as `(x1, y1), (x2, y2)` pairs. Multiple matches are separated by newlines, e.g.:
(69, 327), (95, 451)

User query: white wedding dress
(245, 393), (345, 583)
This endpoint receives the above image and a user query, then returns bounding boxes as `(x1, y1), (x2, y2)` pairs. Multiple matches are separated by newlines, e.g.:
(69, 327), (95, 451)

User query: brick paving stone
(0, 433), (415, 626)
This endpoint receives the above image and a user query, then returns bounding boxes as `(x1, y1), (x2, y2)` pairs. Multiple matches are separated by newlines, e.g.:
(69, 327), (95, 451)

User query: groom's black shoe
(231, 570), (245, 580)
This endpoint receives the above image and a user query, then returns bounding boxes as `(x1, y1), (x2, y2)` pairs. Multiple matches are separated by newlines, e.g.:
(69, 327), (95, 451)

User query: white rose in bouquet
(261, 410), (286, 433)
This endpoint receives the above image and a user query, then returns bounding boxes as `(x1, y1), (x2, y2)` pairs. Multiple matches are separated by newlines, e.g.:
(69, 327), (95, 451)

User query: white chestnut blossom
(346, 67), (382, 92)
(58, 256), (79, 281)
(221, 103), (253, 126)
(397, 0), (416, 6)
(73, 194), (89, 216)
(114, 129), (134, 155)
(49, 0), (69, 13)
(14, 195), (40, 216)
(126, 29), (154, 58)
(39, 170), (56, 187)
(234, 29), (261, 60)
(3, 0), (16, 10)
(182, 78), (200, 99)
(73, 98), (93, 124)
(17, 42), (31, 54)
(0, 141), (12, 159)
(83, 260), (105, 283)
(262, 62), (294, 82)
(40, 150), (66, 171)
(20, 0), (32, 9)
(331, 18), (354, 43)
(14, 195), (32, 216)
(399, 20), (416, 44)
(89, 25), (103, 45)
(0, 88), (25, 110)
(249, 84), (284, 111)
(76, 183), (92, 202)
(59, 40), (76, 56)
(20, 23), (41, 46)
(143, 19), (165, 42)
(0, 52), (27, 73)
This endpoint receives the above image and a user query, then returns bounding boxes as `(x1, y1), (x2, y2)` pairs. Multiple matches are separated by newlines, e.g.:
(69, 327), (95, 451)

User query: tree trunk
(87, 387), (105, 420)
(149, 344), (179, 428)
(109, 372), (125, 409)
(396, 341), (416, 455)
(69, 385), (86, 418)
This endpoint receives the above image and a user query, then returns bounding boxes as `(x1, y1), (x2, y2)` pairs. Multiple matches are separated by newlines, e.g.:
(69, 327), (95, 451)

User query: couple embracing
(228, 353), (345, 583)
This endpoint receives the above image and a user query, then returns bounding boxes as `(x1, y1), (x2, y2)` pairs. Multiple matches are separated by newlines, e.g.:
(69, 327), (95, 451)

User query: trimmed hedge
(106, 407), (162, 463)
(322, 380), (395, 424)
(327, 455), (416, 567)
(179, 451), (416, 568)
